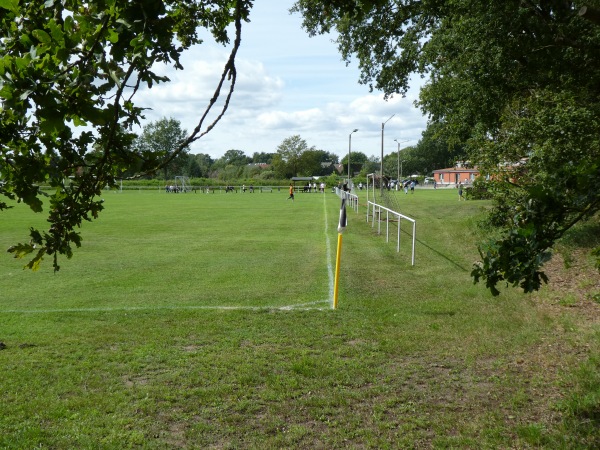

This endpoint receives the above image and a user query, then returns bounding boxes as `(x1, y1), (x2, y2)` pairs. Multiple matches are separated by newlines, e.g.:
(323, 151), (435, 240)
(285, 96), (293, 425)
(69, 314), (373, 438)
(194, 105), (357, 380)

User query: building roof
(432, 167), (480, 174)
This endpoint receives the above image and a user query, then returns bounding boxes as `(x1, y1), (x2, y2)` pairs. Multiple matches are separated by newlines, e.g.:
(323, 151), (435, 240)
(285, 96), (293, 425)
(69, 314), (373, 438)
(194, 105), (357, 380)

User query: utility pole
(380, 114), (395, 195)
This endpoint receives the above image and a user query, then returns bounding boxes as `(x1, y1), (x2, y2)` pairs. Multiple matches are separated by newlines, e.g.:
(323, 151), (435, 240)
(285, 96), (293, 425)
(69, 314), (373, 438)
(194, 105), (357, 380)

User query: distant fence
(366, 201), (416, 265)
(102, 185), (287, 193)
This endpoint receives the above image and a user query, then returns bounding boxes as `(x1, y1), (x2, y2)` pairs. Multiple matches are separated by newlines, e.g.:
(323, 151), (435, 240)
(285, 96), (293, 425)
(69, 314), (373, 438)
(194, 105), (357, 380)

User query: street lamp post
(348, 128), (358, 187)
(381, 114), (395, 194)
(394, 139), (409, 182)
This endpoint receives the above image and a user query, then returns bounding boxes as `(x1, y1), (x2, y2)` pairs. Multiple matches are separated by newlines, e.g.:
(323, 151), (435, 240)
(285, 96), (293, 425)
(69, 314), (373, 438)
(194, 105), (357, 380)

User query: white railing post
(372, 203), (376, 228)
(397, 216), (401, 252)
(386, 209), (389, 243)
(363, 200), (416, 265)
(412, 221), (416, 265)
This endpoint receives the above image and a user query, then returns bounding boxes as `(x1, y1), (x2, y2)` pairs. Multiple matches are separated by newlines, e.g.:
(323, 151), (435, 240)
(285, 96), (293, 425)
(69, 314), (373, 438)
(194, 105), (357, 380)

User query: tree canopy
(0, 0), (251, 270)
(293, 0), (600, 294)
(271, 135), (334, 178)
(134, 118), (189, 180)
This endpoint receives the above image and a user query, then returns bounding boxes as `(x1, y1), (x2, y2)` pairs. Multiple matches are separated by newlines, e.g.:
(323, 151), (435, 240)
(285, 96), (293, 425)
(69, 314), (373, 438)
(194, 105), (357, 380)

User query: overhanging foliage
(293, 0), (600, 294)
(0, 0), (251, 270)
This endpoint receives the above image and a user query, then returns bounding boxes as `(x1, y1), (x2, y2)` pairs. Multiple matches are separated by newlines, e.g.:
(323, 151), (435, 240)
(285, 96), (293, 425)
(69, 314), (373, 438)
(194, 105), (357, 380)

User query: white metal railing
(335, 188), (359, 213)
(366, 201), (416, 265)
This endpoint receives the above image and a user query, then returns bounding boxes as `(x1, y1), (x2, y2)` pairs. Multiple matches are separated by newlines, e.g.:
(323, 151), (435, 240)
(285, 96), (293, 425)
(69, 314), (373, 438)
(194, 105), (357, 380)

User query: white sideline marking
(324, 194), (334, 309)
(1, 301), (331, 314)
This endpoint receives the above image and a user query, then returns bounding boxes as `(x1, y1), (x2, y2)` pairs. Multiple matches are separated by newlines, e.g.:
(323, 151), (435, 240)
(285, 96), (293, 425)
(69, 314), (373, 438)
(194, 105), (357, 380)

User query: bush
(465, 177), (493, 200)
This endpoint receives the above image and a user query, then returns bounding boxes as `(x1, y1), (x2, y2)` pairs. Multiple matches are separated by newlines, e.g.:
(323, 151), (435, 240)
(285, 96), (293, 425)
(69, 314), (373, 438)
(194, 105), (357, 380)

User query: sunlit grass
(1, 188), (599, 448)
(1, 191), (332, 310)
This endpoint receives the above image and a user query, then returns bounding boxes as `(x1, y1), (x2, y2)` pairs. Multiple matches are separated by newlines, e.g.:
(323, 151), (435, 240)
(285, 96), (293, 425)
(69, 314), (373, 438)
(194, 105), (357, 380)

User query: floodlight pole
(348, 128), (358, 188)
(381, 114), (395, 195)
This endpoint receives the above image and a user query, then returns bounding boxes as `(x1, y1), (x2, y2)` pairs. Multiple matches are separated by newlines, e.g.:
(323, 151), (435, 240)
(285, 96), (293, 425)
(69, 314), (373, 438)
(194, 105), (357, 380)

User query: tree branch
(128, 0), (244, 180)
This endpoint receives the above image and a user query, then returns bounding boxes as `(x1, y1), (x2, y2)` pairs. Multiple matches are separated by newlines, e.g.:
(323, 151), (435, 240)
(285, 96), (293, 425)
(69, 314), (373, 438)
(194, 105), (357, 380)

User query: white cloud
(131, 0), (428, 159)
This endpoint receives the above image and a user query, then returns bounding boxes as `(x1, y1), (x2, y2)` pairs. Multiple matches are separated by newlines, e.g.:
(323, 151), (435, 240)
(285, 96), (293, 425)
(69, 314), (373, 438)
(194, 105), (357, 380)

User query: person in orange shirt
(287, 183), (294, 202)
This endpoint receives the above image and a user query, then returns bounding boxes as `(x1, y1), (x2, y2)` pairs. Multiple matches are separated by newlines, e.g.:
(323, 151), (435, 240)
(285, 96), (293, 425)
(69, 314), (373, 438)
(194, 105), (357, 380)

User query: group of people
(301, 182), (326, 193)
(403, 180), (416, 194)
(287, 177), (466, 202)
(288, 182), (327, 201)
(165, 185), (184, 193)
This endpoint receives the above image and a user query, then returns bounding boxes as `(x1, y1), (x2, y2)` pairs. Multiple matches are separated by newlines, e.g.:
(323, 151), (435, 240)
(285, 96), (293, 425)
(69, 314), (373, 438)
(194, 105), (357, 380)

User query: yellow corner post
(333, 233), (343, 309)
(333, 198), (347, 309)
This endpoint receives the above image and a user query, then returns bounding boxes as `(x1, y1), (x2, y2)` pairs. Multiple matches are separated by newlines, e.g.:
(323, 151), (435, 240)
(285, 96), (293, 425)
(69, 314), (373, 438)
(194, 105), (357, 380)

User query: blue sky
(135, 0), (428, 161)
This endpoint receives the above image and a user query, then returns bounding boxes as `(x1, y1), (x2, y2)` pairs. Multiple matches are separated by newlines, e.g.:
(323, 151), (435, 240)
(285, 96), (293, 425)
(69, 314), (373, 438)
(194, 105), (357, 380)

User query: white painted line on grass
(1, 301), (331, 314)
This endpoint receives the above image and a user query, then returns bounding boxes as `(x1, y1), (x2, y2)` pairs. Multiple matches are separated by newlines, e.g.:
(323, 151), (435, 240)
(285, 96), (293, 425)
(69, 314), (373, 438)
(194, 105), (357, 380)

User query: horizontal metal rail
(366, 201), (416, 265)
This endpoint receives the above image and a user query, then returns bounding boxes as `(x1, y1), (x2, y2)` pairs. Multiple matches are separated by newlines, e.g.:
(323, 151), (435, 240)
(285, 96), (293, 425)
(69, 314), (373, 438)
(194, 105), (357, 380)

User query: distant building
(432, 162), (480, 185)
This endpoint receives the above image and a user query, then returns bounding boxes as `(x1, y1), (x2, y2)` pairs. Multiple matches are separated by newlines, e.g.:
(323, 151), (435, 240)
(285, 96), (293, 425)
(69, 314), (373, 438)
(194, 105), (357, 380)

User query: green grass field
(1, 190), (337, 311)
(1, 188), (599, 448)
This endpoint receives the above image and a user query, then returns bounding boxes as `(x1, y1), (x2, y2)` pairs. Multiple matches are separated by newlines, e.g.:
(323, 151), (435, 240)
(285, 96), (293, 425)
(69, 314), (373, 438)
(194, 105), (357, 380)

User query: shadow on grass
(415, 236), (471, 272)
(382, 222), (471, 272)
(560, 218), (600, 249)
(373, 208), (472, 273)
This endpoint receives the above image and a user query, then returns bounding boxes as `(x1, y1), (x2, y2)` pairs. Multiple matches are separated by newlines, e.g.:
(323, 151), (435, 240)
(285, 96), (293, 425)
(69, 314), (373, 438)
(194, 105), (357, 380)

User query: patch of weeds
(557, 355), (600, 446)
(591, 292), (600, 304)
(510, 389), (531, 409)
(562, 251), (574, 269)
(559, 315), (579, 333)
(559, 293), (578, 307)
(516, 423), (551, 446)
(579, 278), (597, 290)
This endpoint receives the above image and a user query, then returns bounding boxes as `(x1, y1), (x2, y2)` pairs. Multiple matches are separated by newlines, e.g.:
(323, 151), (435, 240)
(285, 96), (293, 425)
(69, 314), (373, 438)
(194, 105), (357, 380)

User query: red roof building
(432, 164), (480, 186)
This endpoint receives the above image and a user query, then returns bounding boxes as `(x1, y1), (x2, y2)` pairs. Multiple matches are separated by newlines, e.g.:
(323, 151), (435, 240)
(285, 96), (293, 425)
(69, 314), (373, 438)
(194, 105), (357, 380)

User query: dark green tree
(359, 155), (381, 178)
(0, 0), (251, 270)
(135, 118), (189, 180)
(192, 153), (214, 178)
(217, 164), (242, 181)
(341, 151), (368, 177)
(414, 122), (465, 173)
(293, 0), (600, 294)
(252, 152), (275, 164)
(272, 135), (313, 178)
(215, 149), (251, 168)
(299, 149), (338, 176)
(324, 151), (340, 165)
(185, 156), (202, 178)
(383, 146), (417, 180)
(211, 149), (250, 179)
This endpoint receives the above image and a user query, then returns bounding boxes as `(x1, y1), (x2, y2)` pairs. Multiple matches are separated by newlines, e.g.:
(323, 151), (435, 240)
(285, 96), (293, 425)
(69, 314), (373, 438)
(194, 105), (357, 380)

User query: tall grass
(1, 188), (598, 448)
